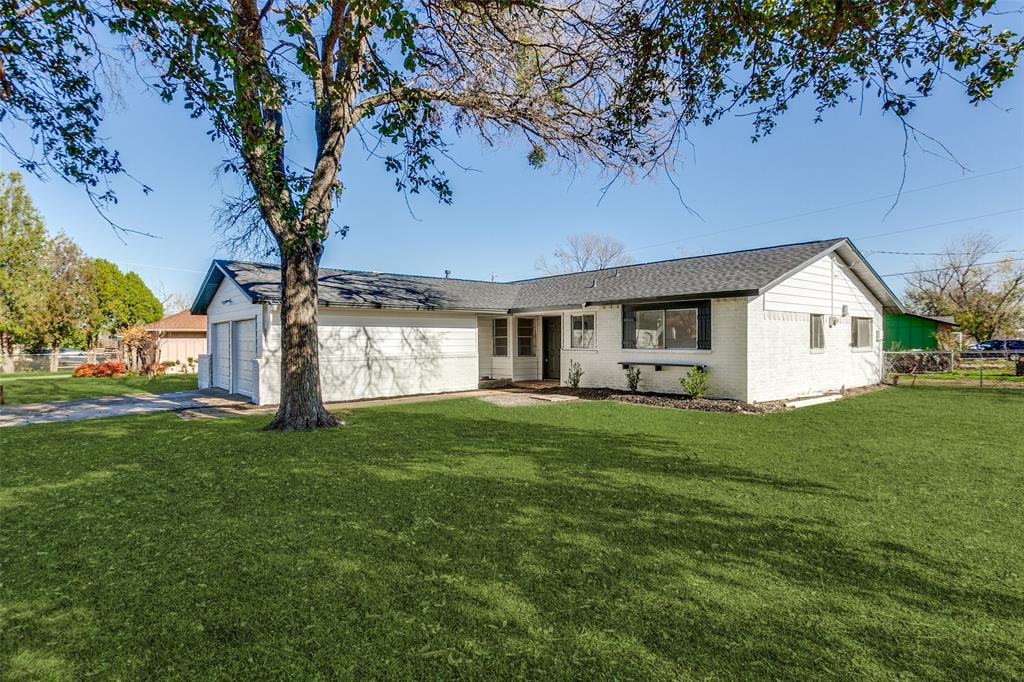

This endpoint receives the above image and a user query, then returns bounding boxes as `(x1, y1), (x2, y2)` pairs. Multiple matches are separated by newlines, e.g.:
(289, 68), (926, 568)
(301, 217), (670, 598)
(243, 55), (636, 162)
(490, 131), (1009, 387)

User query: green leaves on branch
(610, 0), (1023, 147)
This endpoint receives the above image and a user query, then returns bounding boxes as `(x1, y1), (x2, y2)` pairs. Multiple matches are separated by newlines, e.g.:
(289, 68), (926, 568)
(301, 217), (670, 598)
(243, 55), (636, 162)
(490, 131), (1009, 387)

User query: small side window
(571, 314), (595, 349)
(493, 319), (508, 357)
(851, 317), (872, 349)
(517, 318), (535, 357)
(810, 314), (825, 350)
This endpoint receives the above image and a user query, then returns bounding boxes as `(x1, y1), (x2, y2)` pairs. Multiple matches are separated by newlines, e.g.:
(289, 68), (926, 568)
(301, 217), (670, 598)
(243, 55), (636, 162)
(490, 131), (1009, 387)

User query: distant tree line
(904, 233), (1024, 343)
(0, 173), (162, 370)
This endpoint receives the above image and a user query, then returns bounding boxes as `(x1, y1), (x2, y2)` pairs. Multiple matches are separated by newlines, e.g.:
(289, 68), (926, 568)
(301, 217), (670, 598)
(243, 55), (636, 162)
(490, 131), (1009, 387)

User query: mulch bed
(531, 386), (785, 414)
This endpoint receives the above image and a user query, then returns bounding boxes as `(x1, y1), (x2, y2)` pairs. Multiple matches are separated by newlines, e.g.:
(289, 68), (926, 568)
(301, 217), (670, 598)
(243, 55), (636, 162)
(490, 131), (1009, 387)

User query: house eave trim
(191, 261), (256, 314)
(254, 297), (508, 315)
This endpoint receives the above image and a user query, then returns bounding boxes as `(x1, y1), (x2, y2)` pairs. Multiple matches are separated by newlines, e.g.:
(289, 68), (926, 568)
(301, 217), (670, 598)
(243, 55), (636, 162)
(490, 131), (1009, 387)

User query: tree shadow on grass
(1, 406), (1022, 680)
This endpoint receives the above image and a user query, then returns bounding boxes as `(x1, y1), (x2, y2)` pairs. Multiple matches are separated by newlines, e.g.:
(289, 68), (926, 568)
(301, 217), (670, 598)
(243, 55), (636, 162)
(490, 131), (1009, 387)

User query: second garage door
(231, 319), (257, 397)
(212, 322), (230, 390)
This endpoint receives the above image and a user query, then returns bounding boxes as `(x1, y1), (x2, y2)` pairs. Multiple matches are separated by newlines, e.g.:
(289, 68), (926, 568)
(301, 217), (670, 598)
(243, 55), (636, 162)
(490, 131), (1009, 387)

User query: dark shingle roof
(192, 238), (900, 314)
(215, 261), (521, 311)
(510, 239), (843, 308)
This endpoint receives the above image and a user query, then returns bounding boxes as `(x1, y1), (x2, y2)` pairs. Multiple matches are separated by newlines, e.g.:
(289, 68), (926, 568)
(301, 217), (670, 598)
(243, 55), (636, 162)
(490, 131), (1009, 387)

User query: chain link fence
(885, 350), (1024, 388)
(0, 351), (121, 373)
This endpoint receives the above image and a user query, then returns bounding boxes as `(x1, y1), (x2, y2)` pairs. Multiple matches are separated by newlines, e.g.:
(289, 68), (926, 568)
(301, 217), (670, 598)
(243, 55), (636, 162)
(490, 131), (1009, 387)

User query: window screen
(810, 314), (825, 350)
(571, 314), (595, 349)
(517, 318), (535, 356)
(492, 318), (508, 357)
(851, 317), (872, 348)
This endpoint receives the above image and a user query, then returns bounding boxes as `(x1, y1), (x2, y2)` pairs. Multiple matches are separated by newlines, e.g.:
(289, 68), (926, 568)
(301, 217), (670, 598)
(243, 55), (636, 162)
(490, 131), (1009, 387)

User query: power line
(869, 248), (1024, 256)
(854, 207), (1023, 240)
(496, 164), (1024, 279)
(880, 257), (1024, 278)
(641, 165), (1024, 251)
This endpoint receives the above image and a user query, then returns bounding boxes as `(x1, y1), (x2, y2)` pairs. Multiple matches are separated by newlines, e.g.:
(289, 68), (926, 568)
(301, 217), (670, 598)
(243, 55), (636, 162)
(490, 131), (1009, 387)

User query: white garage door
(231, 319), (257, 397)
(212, 322), (230, 390)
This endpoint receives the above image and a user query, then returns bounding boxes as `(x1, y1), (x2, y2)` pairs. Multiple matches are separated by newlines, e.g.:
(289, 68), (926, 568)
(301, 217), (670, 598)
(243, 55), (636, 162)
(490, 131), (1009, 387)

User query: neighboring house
(190, 238), (902, 405)
(883, 312), (957, 351)
(144, 311), (208, 369)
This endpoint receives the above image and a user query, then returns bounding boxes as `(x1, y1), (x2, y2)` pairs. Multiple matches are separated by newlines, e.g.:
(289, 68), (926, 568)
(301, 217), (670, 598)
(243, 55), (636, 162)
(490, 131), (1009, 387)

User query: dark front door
(542, 317), (561, 380)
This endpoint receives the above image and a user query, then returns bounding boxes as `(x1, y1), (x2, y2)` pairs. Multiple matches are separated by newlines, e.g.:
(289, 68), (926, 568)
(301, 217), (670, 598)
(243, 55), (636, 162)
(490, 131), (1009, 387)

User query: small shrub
(100, 361), (127, 377)
(73, 361), (127, 378)
(624, 366), (642, 392)
(567, 360), (584, 389)
(73, 363), (96, 377)
(680, 366), (709, 399)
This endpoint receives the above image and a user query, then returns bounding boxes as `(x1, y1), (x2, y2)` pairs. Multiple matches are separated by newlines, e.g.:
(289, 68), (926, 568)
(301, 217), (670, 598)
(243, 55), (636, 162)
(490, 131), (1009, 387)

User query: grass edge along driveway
(0, 372), (198, 406)
(1, 385), (1021, 680)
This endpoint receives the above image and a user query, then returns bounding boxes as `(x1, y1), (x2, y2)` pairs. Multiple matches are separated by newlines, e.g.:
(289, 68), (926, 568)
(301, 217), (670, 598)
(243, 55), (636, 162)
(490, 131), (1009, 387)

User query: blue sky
(3, 13), (1023, 304)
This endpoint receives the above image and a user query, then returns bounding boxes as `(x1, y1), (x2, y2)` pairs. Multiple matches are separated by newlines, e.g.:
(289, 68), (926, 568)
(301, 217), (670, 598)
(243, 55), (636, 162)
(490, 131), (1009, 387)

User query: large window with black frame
(622, 301), (711, 350)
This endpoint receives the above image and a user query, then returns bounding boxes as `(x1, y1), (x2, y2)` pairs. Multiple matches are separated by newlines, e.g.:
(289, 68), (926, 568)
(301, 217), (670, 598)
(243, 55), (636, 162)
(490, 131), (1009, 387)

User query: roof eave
(256, 297), (509, 315)
(190, 261), (257, 314)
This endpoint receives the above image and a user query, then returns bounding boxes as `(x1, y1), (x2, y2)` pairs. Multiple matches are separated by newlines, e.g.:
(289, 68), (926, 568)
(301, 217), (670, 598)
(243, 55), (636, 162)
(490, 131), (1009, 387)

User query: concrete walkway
(0, 389), (253, 427)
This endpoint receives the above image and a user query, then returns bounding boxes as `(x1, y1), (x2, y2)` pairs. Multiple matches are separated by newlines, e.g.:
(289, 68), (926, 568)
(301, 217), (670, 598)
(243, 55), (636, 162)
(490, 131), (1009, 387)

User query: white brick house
(191, 238), (902, 405)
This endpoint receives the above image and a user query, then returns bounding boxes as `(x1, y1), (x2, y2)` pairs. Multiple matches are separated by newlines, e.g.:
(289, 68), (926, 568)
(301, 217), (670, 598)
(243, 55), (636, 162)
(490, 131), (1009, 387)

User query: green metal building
(883, 313), (956, 351)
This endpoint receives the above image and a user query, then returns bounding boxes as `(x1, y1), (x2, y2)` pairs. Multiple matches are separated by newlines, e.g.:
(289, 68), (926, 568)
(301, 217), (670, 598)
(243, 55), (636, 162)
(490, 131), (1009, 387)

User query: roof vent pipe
(591, 277), (598, 288)
(445, 269), (451, 279)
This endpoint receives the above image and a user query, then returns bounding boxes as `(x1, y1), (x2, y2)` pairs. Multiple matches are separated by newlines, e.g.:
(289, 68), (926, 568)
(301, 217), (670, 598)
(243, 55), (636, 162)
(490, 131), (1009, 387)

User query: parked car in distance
(963, 339), (1024, 359)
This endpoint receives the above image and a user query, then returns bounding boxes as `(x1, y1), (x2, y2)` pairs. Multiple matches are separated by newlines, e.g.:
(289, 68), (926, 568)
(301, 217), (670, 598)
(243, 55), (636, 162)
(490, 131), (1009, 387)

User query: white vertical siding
(747, 253), (883, 402)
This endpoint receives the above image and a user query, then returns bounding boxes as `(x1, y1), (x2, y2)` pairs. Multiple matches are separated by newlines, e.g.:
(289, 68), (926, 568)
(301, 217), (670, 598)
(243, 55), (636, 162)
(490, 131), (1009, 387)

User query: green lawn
(0, 372), (198, 405)
(1, 387), (1022, 680)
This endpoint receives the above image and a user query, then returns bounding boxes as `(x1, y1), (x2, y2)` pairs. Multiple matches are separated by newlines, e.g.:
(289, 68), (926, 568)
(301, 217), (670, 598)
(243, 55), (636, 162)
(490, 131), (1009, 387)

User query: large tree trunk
(49, 340), (59, 372)
(264, 244), (340, 430)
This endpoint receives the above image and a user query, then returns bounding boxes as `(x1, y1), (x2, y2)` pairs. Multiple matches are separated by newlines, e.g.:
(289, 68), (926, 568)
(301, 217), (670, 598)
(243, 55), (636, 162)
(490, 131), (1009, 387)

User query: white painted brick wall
(559, 299), (750, 401)
(746, 254), (884, 402)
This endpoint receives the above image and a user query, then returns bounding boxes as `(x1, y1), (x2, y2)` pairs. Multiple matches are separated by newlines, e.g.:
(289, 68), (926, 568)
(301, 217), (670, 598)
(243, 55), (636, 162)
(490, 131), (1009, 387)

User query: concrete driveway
(0, 389), (253, 427)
